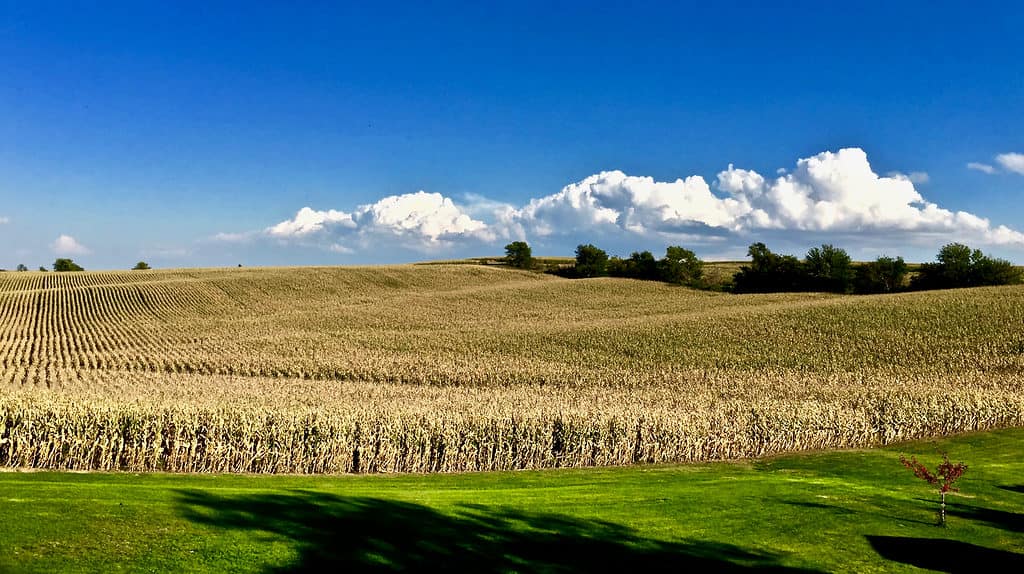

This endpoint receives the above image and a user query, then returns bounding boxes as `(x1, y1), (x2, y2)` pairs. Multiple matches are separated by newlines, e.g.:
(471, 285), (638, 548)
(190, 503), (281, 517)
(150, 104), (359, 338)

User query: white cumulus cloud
(0, 216), (9, 224)
(996, 153), (1024, 175)
(52, 234), (91, 255)
(506, 170), (746, 238)
(267, 207), (354, 237)
(216, 147), (1024, 256)
(264, 191), (492, 252)
(507, 148), (1024, 246)
(718, 148), (1000, 236)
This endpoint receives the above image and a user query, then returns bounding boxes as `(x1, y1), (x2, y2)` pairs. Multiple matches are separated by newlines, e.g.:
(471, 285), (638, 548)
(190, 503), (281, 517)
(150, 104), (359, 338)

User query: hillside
(1, 265), (1023, 473)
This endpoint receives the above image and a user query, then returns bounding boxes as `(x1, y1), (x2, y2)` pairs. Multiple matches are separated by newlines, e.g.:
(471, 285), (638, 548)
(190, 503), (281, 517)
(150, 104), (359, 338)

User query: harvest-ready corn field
(1, 265), (1022, 473)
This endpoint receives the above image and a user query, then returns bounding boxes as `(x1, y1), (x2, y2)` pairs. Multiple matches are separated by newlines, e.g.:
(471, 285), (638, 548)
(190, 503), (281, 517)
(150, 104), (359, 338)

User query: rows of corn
(0, 266), (1022, 473)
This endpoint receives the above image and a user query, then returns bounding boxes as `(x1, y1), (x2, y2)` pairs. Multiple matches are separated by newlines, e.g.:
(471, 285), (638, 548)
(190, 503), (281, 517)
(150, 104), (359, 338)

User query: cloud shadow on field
(176, 490), (822, 573)
(866, 536), (1024, 573)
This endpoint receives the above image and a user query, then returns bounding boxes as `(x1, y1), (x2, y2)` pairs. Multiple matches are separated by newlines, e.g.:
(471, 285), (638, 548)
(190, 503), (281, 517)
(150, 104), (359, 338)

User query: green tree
(132, 261), (151, 270)
(854, 256), (908, 294)
(804, 244), (854, 293)
(627, 250), (659, 280)
(606, 250), (659, 280)
(733, 243), (805, 293)
(16, 264), (28, 272)
(53, 258), (84, 272)
(931, 243), (974, 288)
(503, 242), (533, 269)
(574, 244), (608, 278)
(913, 243), (1022, 290)
(659, 246), (703, 285)
(605, 256), (628, 277)
(38, 266), (48, 272)
(970, 253), (1021, 286)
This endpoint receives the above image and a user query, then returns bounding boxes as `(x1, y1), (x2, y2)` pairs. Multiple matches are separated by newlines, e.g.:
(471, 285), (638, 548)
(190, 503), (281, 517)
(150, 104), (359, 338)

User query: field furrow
(0, 265), (1021, 473)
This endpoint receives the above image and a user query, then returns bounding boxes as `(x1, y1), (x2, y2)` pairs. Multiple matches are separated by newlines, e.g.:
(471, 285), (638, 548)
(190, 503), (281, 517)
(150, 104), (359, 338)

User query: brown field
(1, 265), (1022, 473)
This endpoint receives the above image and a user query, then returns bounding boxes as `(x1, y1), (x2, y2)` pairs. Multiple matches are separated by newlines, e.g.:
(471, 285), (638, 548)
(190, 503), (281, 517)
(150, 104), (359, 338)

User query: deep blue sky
(2, 1), (1023, 269)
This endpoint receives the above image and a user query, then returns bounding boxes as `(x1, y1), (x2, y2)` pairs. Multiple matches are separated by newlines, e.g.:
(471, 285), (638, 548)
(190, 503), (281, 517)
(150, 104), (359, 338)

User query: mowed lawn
(1, 429), (1022, 572)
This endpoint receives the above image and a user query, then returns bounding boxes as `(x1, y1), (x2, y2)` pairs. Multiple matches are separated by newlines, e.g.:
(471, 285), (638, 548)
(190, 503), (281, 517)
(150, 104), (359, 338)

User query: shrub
(133, 261), (152, 271)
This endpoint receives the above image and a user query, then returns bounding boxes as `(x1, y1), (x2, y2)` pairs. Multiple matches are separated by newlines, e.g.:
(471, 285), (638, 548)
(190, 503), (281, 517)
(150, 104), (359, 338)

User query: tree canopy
(912, 243), (1021, 289)
(609, 251), (659, 281)
(53, 258), (84, 272)
(552, 240), (1018, 294)
(503, 242), (533, 269)
(854, 256), (908, 294)
(660, 246), (703, 285)
(804, 244), (854, 293)
(732, 243), (805, 293)
(573, 244), (609, 278)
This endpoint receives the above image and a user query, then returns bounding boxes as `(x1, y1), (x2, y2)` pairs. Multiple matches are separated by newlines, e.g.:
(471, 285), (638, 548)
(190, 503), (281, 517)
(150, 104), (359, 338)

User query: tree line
(1, 260), (152, 272)
(733, 242), (1021, 293)
(504, 241), (1022, 294)
(504, 241), (704, 286)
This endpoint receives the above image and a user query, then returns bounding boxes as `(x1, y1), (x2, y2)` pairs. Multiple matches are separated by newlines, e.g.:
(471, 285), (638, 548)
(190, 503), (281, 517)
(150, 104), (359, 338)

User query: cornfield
(1, 266), (1022, 473)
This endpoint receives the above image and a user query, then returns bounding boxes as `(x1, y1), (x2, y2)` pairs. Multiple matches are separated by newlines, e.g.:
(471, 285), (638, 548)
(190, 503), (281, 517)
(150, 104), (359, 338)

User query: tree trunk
(940, 491), (946, 526)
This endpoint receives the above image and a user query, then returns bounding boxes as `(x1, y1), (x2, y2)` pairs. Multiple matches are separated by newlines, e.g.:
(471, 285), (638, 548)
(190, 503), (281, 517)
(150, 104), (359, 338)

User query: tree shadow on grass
(998, 485), (1024, 495)
(908, 496), (1024, 533)
(866, 536), (1024, 573)
(947, 503), (1024, 533)
(177, 490), (822, 573)
(779, 500), (934, 526)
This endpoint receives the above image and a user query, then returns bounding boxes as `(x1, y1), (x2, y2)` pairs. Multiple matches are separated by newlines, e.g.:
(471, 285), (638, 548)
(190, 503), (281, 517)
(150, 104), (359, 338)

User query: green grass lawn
(1, 429), (1022, 573)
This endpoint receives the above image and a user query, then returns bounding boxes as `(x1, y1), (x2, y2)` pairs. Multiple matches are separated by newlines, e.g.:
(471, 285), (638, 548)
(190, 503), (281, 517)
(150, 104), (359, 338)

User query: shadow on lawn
(998, 485), (1024, 495)
(868, 492), (1024, 572)
(909, 497), (1024, 533)
(780, 500), (934, 526)
(866, 536), (1024, 573)
(948, 503), (1024, 533)
(177, 490), (820, 573)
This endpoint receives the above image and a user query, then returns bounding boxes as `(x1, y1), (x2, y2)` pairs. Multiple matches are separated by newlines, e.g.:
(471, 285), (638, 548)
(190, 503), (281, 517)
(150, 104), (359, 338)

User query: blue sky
(2, 1), (1023, 269)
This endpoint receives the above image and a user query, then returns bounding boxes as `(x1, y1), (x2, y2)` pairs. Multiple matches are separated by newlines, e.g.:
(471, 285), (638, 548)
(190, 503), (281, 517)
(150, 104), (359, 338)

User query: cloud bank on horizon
(220, 148), (1024, 256)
